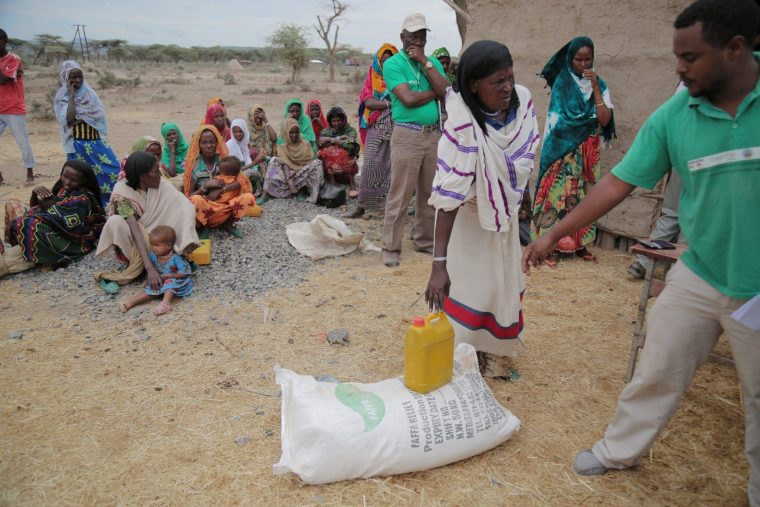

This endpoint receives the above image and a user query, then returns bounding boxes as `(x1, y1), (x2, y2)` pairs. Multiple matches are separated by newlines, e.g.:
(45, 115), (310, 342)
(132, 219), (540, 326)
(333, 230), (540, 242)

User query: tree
(31, 34), (69, 64)
(315, 0), (348, 82)
(268, 24), (310, 83)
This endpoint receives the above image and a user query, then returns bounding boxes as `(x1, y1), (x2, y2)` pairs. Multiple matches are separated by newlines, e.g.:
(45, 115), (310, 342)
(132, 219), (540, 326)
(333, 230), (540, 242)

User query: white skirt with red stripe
(442, 200), (525, 357)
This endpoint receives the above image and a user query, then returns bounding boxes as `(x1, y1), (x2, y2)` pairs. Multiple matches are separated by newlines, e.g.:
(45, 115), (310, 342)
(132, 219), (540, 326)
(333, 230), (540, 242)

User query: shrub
(150, 94), (175, 103)
(222, 72), (237, 85)
(98, 70), (140, 89)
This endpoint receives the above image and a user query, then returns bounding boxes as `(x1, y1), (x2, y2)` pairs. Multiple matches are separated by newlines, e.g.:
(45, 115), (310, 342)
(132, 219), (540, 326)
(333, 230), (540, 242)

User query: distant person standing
(53, 60), (121, 207)
(0, 28), (35, 186)
(381, 13), (449, 267)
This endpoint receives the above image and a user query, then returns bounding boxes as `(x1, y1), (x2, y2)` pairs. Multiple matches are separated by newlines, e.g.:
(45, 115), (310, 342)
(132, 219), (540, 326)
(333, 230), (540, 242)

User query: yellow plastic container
(245, 203), (263, 217)
(403, 312), (455, 394)
(189, 239), (211, 265)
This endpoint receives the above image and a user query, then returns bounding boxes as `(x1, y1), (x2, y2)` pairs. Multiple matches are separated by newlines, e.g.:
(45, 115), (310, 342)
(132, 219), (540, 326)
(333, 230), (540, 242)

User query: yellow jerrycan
(188, 239), (211, 265)
(403, 312), (455, 394)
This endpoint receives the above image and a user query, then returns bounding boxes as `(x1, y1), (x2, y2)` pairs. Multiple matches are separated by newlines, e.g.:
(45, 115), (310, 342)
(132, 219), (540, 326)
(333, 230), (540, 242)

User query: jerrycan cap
(412, 317), (426, 327)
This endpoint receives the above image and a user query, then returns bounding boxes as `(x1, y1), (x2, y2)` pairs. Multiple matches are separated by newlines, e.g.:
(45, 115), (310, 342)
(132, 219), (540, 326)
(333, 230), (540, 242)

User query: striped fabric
(429, 85), (540, 232)
(72, 122), (101, 140)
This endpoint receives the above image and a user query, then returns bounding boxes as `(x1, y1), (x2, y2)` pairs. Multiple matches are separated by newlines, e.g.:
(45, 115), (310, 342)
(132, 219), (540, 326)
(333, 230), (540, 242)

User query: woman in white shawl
(53, 60), (121, 208)
(95, 152), (199, 294)
(226, 118), (263, 195)
(425, 40), (540, 378)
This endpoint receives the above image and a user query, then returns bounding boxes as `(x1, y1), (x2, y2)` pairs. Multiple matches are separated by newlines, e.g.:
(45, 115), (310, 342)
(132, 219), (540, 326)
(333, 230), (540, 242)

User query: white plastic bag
(273, 343), (520, 484)
(285, 214), (363, 260)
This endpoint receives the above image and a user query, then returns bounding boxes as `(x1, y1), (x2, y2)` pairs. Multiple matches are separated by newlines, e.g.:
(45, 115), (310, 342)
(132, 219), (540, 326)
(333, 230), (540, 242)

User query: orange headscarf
(183, 124), (229, 196)
(358, 42), (399, 145)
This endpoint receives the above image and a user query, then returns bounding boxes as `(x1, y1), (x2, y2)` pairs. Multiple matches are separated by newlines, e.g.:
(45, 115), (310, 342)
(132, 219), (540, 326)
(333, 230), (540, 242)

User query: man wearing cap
(380, 13), (449, 267)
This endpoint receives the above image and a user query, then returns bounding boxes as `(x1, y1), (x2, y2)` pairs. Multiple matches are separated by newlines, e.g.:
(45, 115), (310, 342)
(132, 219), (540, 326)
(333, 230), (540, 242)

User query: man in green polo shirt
(523, 0), (760, 502)
(380, 12), (449, 267)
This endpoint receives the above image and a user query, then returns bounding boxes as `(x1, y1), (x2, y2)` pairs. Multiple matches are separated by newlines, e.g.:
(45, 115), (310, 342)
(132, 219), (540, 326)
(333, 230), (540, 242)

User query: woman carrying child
(119, 225), (193, 315)
(185, 125), (257, 237)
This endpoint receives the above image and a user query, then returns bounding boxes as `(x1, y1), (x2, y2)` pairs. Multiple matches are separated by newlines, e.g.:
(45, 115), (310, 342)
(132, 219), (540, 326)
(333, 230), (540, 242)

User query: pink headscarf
(203, 103), (231, 141)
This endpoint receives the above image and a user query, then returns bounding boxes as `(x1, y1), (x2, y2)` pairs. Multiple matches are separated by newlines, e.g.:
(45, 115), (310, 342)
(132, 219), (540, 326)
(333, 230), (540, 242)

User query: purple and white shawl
(429, 85), (540, 232)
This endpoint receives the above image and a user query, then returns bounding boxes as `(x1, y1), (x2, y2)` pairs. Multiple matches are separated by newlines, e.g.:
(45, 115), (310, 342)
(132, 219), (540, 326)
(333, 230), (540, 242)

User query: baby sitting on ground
(119, 225), (193, 315)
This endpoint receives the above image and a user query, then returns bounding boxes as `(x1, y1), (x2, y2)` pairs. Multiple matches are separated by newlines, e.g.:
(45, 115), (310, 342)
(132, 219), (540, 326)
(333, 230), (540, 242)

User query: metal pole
(81, 25), (92, 63)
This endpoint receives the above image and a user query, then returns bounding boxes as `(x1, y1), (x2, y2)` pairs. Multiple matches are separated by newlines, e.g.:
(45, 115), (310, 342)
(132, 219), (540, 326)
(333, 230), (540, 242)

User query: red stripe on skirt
(443, 297), (523, 340)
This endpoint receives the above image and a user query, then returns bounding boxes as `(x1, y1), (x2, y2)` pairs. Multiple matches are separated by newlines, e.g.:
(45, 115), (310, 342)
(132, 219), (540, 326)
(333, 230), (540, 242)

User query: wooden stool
(626, 243), (734, 382)
(626, 243), (685, 383)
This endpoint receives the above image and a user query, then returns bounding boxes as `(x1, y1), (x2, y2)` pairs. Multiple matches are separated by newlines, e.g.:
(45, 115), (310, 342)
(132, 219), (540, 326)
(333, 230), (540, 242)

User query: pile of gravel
(11, 199), (349, 314)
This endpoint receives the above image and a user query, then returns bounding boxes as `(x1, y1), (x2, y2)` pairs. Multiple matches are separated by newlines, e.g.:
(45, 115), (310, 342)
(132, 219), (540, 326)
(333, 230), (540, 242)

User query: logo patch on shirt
(688, 147), (760, 172)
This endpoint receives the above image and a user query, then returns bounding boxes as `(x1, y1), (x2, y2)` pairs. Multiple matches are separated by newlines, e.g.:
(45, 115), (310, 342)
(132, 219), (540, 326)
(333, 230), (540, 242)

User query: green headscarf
(160, 122), (189, 174)
(432, 47), (450, 59)
(432, 47), (456, 84)
(537, 36), (615, 182)
(278, 98), (316, 153)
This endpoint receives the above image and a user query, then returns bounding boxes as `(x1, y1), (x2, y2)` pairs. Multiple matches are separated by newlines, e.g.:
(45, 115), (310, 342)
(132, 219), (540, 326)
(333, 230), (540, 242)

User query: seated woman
(5, 159), (105, 270)
(53, 60), (121, 208)
(278, 98), (316, 154)
(307, 99), (328, 139)
(160, 122), (189, 177)
(118, 136), (162, 179)
(95, 152), (199, 294)
(227, 118), (262, 195)
(184, 125), (257, 237)
(247, 104), (277, 188)
(203, 103), (231, 141)
(259, 118), (324, 204)
(318, 106), (360, 197)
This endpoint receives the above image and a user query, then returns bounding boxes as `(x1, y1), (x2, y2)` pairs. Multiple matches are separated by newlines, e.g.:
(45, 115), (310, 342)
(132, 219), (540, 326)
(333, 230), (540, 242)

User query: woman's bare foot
(119, 301), (130, 313)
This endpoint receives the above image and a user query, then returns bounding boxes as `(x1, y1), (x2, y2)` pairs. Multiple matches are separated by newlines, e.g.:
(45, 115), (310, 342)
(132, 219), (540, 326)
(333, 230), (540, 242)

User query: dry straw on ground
(0, 241), (745, 506)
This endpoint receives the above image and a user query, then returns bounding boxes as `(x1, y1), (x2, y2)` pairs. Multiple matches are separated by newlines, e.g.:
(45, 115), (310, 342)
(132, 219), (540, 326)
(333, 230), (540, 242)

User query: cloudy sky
(3, 0), (462, 54)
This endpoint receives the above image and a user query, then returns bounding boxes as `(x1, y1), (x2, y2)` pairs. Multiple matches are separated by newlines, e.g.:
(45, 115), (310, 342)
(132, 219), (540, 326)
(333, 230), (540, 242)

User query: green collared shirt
(611, 53), (760, 298)
(383, 51), (446, 126)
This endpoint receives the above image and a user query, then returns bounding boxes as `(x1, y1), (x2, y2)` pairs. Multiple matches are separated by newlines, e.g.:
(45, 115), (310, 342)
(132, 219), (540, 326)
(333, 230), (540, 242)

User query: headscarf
(277, 98), (316, 149)
(432, 47), (450, 59)
(276, 118), (314, 171)
(117, 136), (162, 181)
(131, 136), (161, 154)
(183, 124), (229, 196)
(53, 60), (108, 152)
(306, 99), (328, 137)
(247, 104), (272, 158)
(226, 118), (252, 165)
(203, 103), (231, 140)
(537, 36), (615, 180)
(433, 47), (456, 84)
(358, 43), (399, 144)
(160, 122), (189, 171)
(206, 97), (223, 110)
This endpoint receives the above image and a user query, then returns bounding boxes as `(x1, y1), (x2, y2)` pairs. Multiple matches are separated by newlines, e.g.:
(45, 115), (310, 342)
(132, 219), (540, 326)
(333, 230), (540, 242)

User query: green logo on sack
(335, 384), (385, 432)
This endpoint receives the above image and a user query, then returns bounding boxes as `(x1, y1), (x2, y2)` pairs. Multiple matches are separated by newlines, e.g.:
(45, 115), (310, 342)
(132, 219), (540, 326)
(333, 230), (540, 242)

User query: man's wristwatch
(424, 60), (434, 70)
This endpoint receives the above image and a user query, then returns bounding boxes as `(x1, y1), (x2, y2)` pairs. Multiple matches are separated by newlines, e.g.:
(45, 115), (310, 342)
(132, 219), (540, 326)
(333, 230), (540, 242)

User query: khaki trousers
(381, 126), (439, 255)
(592, 261), (760, 506)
